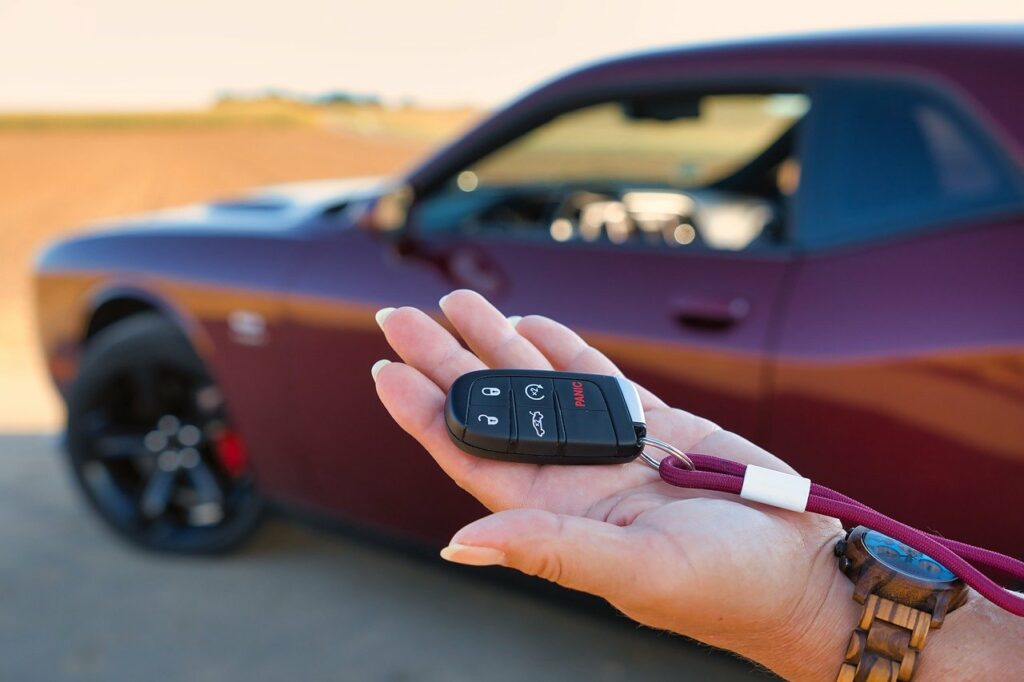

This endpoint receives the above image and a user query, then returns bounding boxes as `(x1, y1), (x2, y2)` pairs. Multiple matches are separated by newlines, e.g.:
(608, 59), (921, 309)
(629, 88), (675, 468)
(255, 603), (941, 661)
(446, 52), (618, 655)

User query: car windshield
(465, 93), (809, 189)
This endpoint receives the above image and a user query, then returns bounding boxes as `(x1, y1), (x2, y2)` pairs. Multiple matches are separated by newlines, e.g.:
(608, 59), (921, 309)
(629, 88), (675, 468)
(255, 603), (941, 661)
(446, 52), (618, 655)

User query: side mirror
(361, 184), (415, 233)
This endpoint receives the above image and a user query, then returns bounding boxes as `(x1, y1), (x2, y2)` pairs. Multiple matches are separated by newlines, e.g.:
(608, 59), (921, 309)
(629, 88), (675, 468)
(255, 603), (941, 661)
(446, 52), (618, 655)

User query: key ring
(638, 436), (695, 471)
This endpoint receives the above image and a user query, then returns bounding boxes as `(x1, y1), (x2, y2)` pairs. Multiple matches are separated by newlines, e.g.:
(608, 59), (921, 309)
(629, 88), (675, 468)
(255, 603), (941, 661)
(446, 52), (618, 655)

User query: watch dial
(862, 530), (957, 582)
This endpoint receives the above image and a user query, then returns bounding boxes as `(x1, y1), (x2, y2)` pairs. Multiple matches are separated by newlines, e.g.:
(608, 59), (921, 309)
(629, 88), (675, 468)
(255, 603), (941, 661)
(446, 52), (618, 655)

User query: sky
(0, 0), (1021, 111)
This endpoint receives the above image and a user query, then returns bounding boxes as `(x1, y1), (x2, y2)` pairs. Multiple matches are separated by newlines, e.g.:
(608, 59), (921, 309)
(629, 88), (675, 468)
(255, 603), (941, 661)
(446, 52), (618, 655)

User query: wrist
(720, 520), (856, 675)
(740, 524), (860, 681)
(672, 520), (853, 680)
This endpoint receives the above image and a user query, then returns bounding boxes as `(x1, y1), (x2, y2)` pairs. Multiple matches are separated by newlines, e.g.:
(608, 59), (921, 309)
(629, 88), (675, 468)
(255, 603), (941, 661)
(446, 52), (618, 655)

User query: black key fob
(444, 369), (646, 464)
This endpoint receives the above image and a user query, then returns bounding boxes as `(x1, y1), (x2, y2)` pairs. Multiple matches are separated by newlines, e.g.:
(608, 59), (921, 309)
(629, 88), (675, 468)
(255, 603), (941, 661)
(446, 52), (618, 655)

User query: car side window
(799, 80), (1021, 249)
(411, 92), (810, 252)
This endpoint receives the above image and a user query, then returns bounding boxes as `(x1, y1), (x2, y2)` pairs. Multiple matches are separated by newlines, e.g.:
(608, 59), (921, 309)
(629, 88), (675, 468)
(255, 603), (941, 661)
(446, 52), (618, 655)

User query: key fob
(444, 369), (646, 464)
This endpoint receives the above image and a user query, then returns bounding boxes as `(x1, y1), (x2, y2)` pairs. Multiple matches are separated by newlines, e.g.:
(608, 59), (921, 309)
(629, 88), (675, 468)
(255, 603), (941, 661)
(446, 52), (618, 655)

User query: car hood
(86, 176), (390, 234)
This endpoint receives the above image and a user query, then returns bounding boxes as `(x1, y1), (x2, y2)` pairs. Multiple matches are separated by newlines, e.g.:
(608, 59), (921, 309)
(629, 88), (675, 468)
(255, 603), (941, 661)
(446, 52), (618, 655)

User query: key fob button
(560, 409), (618, 457)
(554, 379), (607, 412)
(512, 378), (554, 407)
(464, 406), (512, 453)
(514, 406), (559, 456)
(470, 377), (510, 406)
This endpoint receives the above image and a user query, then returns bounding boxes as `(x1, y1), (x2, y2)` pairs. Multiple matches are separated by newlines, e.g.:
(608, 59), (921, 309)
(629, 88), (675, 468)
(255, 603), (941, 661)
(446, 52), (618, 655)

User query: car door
(769, 77), (1024, 558)
(282, 89), (811, 542)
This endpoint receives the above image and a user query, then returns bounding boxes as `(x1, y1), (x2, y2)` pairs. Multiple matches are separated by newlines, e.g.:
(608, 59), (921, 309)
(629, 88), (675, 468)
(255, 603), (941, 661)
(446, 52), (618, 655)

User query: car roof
(606, 25), (1024, 63)
(544, 25), (1024, 109)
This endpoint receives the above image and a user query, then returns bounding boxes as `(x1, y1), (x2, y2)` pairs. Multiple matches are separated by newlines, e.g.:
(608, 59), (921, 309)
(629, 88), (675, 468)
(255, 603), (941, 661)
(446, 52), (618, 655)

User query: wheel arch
(86, 296), (158, 340)
(84, 283), (217, 364)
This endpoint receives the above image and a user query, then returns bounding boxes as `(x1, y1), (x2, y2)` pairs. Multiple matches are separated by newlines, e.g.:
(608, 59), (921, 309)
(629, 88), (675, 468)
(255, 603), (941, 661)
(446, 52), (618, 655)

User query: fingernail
(375, 307), (395, 329)
(370, 359), (391, 381)
(440, 543), (506, 566)
(506, 315), (522, 328)
(438, 293), (451, 310)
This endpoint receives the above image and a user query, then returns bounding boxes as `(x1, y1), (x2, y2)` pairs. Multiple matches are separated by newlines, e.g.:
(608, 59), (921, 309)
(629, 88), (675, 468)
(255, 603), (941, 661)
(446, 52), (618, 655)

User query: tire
(66, 313), (264, 553)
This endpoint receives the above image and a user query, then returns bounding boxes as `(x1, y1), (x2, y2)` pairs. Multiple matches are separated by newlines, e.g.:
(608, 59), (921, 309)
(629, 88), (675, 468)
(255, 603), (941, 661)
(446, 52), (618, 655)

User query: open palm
(373, 290), (845, 679)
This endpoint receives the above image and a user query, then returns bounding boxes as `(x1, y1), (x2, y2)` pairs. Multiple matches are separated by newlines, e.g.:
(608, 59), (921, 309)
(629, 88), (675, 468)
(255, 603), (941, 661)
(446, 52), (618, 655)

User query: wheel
(66, 313), (263, 553)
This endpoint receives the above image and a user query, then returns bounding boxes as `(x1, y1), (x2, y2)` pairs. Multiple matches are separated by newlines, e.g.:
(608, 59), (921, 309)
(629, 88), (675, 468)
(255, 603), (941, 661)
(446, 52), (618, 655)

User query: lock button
(470, 377), (511, 406)
(464, 405), (511, 453)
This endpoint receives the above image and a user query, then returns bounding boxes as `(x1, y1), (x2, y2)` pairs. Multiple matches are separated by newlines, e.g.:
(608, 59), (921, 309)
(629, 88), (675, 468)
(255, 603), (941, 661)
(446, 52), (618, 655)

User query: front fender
(35, 272), (214, 399)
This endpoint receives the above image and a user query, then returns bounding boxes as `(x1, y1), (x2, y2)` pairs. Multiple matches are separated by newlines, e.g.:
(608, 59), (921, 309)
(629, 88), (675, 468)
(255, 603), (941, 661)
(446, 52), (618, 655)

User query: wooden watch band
(836, 594), (932, 682)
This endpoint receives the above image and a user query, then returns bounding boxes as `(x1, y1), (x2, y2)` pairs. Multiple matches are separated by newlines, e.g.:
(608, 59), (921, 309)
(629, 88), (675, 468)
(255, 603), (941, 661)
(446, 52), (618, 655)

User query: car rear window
(800, 79), (1021, 249)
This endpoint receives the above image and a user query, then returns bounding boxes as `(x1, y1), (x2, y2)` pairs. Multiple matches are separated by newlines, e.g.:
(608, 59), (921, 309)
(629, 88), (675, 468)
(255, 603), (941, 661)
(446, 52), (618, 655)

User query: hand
(372, 290), (850, 679)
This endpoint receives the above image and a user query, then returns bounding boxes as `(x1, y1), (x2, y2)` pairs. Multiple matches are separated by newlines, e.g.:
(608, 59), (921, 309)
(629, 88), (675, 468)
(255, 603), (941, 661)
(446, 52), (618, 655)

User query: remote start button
(511, 378), (554, 407)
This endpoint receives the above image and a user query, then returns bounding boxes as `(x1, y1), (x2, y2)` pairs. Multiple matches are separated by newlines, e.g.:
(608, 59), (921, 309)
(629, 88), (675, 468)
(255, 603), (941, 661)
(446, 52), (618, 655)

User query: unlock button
(465, 406), (511, 452)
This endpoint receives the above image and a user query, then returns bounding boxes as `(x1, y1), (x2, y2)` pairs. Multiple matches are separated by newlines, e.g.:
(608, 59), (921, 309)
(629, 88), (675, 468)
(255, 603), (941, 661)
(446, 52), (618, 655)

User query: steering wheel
(548, 188), (705, 248)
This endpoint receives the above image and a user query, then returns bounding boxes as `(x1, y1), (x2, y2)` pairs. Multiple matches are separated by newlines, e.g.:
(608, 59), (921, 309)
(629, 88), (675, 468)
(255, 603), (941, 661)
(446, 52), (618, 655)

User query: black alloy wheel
(66, 314), (263, 553)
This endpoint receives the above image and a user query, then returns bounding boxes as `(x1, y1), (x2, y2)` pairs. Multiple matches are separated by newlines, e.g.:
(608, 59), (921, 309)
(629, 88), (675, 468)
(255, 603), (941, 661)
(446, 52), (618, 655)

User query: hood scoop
(208, 196), (292, 212)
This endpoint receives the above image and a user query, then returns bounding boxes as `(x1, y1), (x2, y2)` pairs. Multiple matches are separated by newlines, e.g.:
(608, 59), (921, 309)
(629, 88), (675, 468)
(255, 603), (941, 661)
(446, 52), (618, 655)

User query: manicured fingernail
(374, 307), (395, 329)
(438, 293), (451, 310)
(370, 359), (391, 381)
(440, 543), (506, 566)
(506, 315), (522, 328)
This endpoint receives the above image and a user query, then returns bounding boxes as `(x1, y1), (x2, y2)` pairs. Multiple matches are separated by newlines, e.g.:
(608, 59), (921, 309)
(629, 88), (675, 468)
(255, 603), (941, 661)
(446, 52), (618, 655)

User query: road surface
(0, 433), (770, 681)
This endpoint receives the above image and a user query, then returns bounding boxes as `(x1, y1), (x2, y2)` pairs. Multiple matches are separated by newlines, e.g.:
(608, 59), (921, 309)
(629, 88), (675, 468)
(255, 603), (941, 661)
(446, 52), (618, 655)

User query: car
(34, 28), (1024, 556)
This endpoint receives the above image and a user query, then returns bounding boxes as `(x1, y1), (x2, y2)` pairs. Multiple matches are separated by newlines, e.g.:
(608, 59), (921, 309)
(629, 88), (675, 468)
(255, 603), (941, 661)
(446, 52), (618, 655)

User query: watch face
(862, 530), (957, 582)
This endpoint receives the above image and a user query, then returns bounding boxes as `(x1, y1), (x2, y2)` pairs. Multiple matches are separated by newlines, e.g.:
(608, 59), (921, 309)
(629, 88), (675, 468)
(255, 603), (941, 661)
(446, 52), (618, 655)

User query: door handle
(671, 296), (749, 330)
(445, 246), (504, 297)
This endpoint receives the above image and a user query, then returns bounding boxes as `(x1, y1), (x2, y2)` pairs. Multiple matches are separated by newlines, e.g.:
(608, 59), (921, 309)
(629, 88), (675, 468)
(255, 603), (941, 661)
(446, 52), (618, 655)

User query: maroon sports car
(35, 28), (1024, 556)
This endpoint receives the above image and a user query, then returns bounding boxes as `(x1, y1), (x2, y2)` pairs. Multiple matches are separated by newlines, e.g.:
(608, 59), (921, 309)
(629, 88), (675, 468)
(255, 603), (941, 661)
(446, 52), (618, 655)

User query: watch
(834, 526), (968, 681)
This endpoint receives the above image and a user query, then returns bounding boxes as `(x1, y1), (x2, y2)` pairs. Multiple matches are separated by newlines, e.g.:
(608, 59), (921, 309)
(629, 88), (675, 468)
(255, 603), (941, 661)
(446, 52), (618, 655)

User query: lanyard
(658, 453), (1024, 617)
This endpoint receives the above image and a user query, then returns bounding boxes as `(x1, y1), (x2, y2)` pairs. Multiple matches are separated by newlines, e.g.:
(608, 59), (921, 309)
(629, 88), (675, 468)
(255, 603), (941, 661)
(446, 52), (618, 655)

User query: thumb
(441, 509), (639, 600)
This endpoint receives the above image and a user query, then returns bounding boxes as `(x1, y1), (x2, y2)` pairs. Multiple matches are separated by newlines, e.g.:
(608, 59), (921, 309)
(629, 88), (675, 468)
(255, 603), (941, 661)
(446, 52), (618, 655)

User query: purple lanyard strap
(659, 454), (1024, 617)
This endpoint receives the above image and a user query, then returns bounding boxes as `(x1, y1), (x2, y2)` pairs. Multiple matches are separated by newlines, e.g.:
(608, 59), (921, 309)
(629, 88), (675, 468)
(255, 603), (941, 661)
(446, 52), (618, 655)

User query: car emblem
(228, 310), (268, 346)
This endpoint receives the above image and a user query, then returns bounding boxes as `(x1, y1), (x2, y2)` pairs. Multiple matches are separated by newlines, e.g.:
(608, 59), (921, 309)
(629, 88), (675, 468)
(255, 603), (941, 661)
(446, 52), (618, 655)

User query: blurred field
(0, 102), (479, 431)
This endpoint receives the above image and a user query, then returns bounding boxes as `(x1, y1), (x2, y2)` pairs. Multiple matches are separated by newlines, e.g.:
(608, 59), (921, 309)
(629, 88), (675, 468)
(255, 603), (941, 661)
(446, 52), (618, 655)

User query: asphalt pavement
(0, 433), (771, 681)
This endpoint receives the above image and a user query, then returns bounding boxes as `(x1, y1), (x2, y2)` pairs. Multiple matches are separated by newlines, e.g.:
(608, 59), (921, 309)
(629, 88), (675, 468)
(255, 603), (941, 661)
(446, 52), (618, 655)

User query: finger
(439, 289), (553, 370)
(373, 360), (538, 510)
(378, 305), (486, 390)
(514, 314), (666, 410)
(442, 509), (642, 601)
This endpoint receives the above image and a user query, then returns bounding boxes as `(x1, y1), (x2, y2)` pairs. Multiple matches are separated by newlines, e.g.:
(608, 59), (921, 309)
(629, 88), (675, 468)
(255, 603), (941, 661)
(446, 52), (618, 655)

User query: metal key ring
(638, 436), (695, 471)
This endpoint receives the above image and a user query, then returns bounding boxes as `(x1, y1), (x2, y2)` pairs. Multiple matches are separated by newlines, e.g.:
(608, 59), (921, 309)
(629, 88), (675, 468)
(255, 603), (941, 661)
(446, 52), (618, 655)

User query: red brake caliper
(213, 428), (248, 477)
